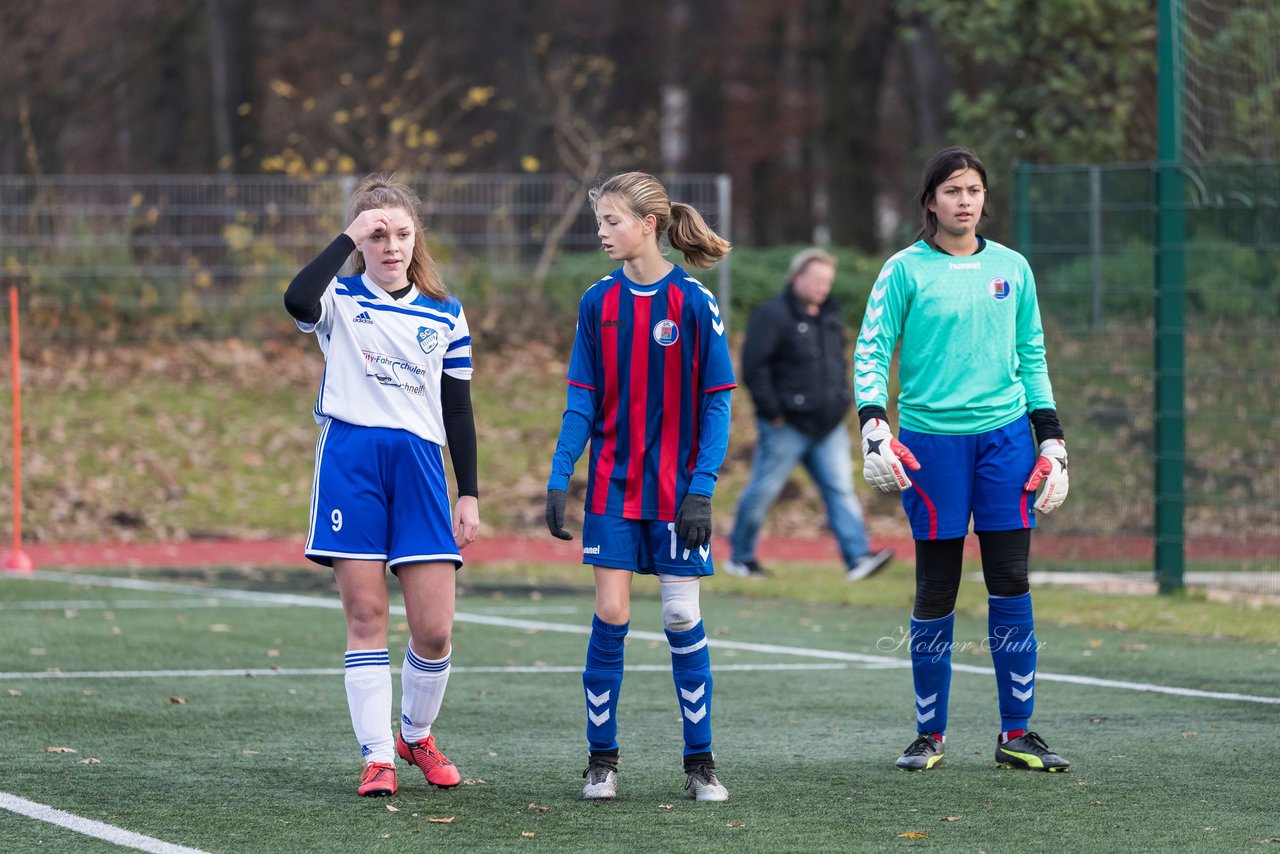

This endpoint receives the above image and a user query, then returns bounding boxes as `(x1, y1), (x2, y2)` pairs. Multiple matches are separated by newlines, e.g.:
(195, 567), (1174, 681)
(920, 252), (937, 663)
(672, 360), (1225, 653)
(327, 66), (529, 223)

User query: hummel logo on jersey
(583, 545), (601, 555)
(353, 311), (374, 323)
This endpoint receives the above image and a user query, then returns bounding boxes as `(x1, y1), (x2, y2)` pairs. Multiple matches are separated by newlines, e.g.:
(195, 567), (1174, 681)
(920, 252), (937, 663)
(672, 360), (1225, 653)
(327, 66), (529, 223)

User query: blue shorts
(581, 512), (714, 577)
(899, 415), (1037, 540)
(305, 418), (462, 571)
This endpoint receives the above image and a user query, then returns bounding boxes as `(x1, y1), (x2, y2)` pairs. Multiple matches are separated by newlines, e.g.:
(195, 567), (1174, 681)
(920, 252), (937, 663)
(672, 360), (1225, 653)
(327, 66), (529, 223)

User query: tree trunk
(206, 0), (257, 173)
(820, 0), (896, 251)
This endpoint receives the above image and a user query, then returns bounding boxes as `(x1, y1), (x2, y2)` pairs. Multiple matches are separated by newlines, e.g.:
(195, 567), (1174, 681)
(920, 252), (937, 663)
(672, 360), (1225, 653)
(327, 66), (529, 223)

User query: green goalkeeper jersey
(853, 238), (1056, 435)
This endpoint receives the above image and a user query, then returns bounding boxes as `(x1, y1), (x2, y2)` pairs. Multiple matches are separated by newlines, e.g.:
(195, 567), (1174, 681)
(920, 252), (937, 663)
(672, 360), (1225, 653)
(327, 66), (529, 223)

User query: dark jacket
(740, 285), (853, 438)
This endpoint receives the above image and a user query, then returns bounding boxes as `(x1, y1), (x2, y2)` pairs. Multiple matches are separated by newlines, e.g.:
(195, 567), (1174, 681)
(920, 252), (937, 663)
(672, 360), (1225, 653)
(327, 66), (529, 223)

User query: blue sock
(666, 620), (713, 755)
(989, 593), (1037, 732)
(909, 613), (954, 735)
(583, 614), (628, 752)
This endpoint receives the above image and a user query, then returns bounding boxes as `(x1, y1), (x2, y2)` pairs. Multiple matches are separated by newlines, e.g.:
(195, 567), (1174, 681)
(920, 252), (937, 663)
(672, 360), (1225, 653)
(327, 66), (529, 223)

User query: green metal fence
(1013, 160), (1279, 594)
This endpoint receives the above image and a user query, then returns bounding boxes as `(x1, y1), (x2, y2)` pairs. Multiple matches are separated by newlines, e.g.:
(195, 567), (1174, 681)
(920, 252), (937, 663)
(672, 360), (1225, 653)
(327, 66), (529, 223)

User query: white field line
(0, 598), (278, 611)
(0, 599), (578, 615)
(14, 571), (1280, 706)
(0, 791), (209, 854)
(0, 662), (871, 680)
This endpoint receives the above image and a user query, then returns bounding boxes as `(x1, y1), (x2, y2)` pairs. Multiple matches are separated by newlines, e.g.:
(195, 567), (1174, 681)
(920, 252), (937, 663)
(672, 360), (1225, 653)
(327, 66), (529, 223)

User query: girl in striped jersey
(854, 148), (1071, 773)
(284, 174), (478, 797)
(544, 172), (736, 801)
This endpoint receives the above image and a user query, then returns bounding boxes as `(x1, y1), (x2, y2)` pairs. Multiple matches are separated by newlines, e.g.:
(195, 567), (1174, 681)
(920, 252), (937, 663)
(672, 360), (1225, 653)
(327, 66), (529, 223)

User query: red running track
(8, 534), (1274, 571)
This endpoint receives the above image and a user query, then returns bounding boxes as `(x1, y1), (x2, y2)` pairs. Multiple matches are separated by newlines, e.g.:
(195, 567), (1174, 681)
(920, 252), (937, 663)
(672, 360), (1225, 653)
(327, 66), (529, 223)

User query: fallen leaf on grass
(941, 816), (961, 822)
(1089, 716), (1107, 724)
(1090, 801), (1102, 806)
(658, 804), (674, 811)
(242, 750), (260, 755)
(46, 746), (77, 753)
(527, 803), (551, 813)
(386, 805), (399, 812)
(521, 832), (535, 838)
(208, 624), (232, 633)
(1181, 731), (1197, 738)
(727, 821), (746, 828)
(898, 832), (928, 839)
(427, 817), (454, 824)
(7, 689), (20, 697)
(79, 758), (101, 765)
(168, 696), (187, 705)
(379, 833), (389, 839)
(463, 778), (486, 785)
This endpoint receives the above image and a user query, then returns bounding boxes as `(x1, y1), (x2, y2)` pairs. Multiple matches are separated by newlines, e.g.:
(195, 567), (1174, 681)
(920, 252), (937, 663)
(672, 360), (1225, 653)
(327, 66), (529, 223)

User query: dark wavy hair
(917, 147), (989, 241)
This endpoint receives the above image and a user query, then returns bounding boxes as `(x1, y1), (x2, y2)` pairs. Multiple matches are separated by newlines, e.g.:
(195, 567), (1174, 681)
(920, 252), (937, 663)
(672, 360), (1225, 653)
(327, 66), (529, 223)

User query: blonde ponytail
(668, 202), (731, 269)
(591, 171), (732, 269)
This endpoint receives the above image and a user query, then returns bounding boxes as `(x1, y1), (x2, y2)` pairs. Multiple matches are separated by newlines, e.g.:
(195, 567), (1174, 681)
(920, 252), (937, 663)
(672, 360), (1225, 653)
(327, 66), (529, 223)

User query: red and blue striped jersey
(567, 265), (736, 521)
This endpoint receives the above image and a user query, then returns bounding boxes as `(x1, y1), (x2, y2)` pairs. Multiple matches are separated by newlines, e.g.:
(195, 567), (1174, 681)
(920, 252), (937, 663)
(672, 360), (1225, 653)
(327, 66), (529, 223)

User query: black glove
(674, 493), (713, 550)
(545, 489), (573, 540)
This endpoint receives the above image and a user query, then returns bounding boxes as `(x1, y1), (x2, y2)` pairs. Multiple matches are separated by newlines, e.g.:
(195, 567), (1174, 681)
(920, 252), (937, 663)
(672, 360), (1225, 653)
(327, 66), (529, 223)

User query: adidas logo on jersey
(353, 311), (374, 323)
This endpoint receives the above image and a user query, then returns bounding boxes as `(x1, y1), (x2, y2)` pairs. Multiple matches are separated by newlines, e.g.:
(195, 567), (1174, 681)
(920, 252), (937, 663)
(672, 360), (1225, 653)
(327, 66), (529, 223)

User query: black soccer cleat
(995, 731), (1070, 772)
(896, 733), (945, 771)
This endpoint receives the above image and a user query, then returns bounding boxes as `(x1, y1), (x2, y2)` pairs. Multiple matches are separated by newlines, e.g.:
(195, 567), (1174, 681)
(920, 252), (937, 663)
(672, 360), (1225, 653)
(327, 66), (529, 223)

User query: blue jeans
(729, 418), (871, 568)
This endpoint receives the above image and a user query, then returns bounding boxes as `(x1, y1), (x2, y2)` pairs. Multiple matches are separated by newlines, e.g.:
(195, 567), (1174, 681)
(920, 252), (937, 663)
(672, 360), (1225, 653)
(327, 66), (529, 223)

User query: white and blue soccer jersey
(296, 273), (473, 444)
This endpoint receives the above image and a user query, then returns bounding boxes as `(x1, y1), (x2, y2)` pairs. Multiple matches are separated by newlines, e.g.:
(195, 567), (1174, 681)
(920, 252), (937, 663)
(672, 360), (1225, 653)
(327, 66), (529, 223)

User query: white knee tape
(659, 579), (701, 632)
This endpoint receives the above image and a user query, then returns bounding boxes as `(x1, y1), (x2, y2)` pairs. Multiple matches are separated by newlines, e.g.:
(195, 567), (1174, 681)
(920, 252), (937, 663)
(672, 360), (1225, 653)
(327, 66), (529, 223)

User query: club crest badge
(417, 326), (438, 355)
(652, 318), (679, 346)
(989, 277), (1011, 300)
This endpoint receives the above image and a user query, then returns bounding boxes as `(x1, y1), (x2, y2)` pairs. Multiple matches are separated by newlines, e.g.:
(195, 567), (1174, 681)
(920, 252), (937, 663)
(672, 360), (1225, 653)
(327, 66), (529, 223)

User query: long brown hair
(346, 173), (447, 300)
(916, 147), (990, 241)
(589, 171), (731, 269)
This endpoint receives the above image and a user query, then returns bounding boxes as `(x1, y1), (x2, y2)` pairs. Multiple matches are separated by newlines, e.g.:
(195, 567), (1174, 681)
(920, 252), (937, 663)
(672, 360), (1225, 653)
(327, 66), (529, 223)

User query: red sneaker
(396, 733), (462, 788)
(357, 761), (398, 797)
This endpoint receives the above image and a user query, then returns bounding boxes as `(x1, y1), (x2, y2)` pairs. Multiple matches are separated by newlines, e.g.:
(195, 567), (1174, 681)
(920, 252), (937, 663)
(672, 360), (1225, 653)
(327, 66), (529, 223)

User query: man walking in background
(726, 248), (893, 581)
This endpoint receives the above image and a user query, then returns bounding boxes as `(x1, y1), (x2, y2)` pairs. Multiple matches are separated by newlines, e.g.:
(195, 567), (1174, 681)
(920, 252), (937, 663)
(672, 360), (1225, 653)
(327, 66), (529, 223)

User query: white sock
(400, 646), (451, 743)
(344, 649), (393, 763)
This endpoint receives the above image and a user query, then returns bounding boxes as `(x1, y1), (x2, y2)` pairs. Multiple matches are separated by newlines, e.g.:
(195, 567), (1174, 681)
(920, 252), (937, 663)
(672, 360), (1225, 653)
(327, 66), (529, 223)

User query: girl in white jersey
(853, 148), (1072, 773)
(284, 174), (479, 797)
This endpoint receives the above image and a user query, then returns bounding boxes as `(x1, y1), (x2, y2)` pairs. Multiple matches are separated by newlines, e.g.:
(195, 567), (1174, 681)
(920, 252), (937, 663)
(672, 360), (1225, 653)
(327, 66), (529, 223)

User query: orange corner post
(3, 284), (32, 573)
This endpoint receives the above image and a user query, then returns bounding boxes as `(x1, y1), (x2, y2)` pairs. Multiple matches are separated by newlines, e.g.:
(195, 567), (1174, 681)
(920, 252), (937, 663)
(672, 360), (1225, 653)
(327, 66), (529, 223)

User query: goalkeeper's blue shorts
(899, 414), (1038, 540)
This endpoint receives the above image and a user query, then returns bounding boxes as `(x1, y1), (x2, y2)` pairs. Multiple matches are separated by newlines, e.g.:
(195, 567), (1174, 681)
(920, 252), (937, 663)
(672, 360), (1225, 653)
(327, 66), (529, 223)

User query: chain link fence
(1013, 161), (1279, 594)
(0, 174), (730, 344)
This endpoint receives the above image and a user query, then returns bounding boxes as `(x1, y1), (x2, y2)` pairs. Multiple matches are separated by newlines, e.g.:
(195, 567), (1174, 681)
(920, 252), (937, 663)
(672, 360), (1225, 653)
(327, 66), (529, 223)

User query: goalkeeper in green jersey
(854, 147), (1071, 773)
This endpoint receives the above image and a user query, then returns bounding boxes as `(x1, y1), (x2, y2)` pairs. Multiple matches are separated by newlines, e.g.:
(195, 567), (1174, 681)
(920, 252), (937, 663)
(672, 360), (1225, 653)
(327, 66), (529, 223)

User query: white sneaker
(846, 547), (894, 581)
(723, 559), (768, 578)
(684, 762), (729, 801)
(581, 757), (618, 800)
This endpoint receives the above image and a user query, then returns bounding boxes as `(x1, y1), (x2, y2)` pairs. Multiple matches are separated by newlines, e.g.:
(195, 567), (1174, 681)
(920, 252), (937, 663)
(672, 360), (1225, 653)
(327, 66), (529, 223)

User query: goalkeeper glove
(1024, 439), (1069, 514)
(545, 489), (573, 540)
(675, 493), (713, 550)
(860, 418), (921, 493)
